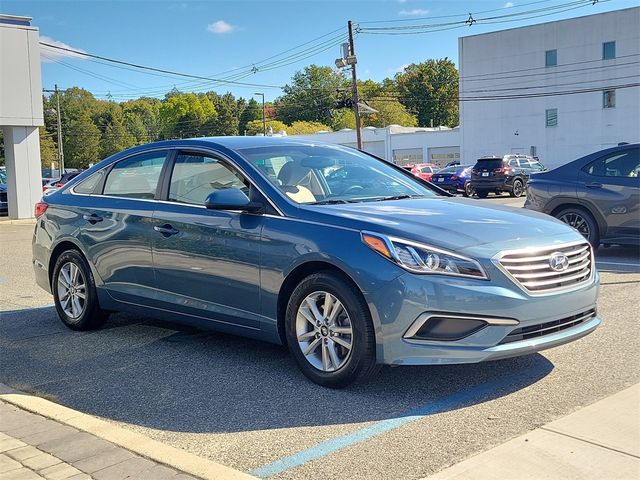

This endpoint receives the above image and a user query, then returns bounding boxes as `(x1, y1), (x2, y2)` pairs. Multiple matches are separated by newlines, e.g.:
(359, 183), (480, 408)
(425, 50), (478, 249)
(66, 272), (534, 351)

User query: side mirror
(205, 188), (264, 214)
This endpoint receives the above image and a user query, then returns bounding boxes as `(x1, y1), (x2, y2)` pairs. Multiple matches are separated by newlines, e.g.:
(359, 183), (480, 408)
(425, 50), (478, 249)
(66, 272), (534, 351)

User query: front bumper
(366, 262), (600, 365)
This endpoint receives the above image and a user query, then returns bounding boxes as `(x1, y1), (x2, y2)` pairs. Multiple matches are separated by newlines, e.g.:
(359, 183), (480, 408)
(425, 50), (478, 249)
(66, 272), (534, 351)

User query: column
(2, 125), (42, 219)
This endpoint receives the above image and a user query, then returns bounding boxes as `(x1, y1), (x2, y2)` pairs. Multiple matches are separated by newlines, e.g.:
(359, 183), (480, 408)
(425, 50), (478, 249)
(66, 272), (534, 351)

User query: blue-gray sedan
(32, 137), (600, 387)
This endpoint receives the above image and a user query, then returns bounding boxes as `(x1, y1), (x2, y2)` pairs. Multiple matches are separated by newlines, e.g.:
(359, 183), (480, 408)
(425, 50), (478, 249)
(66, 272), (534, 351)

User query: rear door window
(103, 151), (167, 199)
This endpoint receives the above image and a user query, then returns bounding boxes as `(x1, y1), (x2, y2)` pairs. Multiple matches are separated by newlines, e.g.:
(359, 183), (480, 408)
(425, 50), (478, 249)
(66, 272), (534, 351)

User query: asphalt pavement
(1, 196), (639, 480)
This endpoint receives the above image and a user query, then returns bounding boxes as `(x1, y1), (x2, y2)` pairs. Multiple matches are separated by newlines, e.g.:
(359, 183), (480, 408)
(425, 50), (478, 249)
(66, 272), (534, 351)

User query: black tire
(285, 272), (379, 388)
(554, 206), (600, 248)
(475, 189), (489, 198)
(463, 182), (474, 197)
(510, 179), (524, 198)
(52, 250), (108, 331)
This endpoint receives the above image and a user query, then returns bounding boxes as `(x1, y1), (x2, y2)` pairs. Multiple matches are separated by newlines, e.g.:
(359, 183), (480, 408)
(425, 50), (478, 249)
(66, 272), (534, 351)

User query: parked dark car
(32, 137), (600, 388)
(56, 171), (82, 188)
(471, 155), (545, 198)
(525, 144), (640, 248)
(430, 165), (474, 196)
(0, 170), (7, 215)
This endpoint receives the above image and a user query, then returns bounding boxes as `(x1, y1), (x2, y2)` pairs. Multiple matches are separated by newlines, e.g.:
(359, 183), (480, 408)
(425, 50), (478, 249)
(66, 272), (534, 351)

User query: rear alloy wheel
(52, 250), (108, 331)
(555, 207), (600, 248)
(510, 179), (524, 198)
(463, 182), (474, 197)
(285, 272), (378, 388)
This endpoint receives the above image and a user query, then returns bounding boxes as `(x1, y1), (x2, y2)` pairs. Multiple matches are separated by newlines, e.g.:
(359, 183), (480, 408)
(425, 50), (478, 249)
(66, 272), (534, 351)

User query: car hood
(302, 197), (581, 251)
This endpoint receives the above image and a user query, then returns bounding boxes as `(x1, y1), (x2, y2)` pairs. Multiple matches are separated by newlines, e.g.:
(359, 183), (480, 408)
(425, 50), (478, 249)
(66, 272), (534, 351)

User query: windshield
(239, 145), (437, 204)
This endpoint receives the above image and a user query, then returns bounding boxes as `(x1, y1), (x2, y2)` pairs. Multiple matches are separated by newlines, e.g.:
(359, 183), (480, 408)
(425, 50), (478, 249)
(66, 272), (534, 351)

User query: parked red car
(401, 163), (439, 182)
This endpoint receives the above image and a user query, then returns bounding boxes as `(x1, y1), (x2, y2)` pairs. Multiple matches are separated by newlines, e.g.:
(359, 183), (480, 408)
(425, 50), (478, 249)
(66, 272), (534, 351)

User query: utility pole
(347, 20), (363, 150)
(254, 92), (266, 136)
(54, 84), (65, 175)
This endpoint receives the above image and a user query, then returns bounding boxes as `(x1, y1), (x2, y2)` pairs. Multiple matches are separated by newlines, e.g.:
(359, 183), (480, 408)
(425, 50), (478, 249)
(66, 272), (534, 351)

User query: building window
(545, 108), (558, 127)
(603, 90), (616, 108)
(603, 41), (615, 60)
(545, 49), (557, 67)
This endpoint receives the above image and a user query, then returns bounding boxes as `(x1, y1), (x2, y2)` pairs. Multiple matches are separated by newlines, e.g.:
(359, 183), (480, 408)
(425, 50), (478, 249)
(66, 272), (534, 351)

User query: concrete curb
(0, 218), (36, 225)
(0, 383), (258, 480)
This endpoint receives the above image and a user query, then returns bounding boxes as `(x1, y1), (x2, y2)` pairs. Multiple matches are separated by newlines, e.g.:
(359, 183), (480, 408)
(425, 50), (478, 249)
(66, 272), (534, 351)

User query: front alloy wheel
(555, 207), (600, 248)
(296, 291), (353, 372)
(285, 272), (378, 388)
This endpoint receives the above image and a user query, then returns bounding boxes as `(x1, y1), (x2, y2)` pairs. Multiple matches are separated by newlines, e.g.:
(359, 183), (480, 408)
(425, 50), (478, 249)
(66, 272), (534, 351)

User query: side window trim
(101, 149), (169, 199)
(163, 149), (249, 206)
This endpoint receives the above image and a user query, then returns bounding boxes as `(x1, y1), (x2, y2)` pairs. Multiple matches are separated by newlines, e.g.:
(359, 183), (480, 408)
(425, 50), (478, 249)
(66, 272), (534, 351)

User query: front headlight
(362, 231), (488, 279)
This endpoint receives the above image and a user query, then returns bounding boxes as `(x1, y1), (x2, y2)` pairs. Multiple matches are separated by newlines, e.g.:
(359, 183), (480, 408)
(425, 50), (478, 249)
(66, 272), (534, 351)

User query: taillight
(56, 182), (63, 188)
(472, 169), (477, 174)
(34, 202), (48, 218)
(451, 175), (458, 181)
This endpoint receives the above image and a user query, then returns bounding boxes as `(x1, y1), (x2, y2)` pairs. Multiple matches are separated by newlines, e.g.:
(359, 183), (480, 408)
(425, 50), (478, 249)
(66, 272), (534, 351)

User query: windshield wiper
(308, 199), (350, 205)
(368, 194), (426, 202)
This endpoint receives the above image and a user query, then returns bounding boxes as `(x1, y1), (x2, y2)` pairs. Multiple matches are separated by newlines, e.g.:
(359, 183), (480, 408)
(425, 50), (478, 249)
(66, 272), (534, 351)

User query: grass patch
(9, 383), (58, 403)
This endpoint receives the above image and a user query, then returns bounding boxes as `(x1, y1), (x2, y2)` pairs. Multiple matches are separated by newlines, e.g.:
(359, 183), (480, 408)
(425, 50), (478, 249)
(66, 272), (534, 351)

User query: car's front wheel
(555, 207), (600, 248)
(52, 250), (108, 331)
(285, 272), (378, 388)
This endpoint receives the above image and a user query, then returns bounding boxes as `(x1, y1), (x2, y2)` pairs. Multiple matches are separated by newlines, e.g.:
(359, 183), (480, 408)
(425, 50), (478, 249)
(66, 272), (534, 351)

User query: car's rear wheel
(510, 179), (524, 198)
(463, 182), (474, 197)
(475, 189), (489, 198)
(52, 250), (108, 331)
(285, 272), (378, 388)
(555, 207), (600, 248)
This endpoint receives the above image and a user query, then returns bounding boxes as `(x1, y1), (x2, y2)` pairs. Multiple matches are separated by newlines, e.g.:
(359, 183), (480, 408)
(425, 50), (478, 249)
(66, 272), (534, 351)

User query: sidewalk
(424, 384), (640, 480)
(0, 400), (198, 480)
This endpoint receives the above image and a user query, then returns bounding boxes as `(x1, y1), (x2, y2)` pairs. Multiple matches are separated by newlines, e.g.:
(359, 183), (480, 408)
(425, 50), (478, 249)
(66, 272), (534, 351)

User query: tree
(245, 119), (288, 136)
(329, 109), (356, 130)
(239, 98), (262, 135)
(65, 111), (101, 168)
(275, 65), (347, 125)
(158, 92), (216, 139)
(101, 116), (136, 158)
(39, 128), (57, 167)
(361, 99), (417, 128)
(395, 59), (459, 127)
(211, 92), (239, 136)
(288, 121), (332, 135)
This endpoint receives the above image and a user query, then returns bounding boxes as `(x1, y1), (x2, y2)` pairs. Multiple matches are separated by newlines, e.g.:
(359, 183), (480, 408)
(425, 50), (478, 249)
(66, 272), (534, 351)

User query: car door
(577, 147), (640, 240)
(74, 149), (169, 304)
(151, 150), (263, 329)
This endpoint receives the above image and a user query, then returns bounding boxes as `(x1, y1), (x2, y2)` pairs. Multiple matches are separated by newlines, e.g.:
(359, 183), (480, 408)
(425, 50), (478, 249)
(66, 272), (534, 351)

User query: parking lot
(1, 196), (639, 480)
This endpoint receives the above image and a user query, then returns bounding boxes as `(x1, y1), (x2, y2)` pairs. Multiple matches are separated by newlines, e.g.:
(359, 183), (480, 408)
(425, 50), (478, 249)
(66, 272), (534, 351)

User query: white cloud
(207, 20), (234, 34)
(504, 2), (514, 7)
(397, 0), (407, 3)
(399, 8), (429, 16)
(39, 36), (87, 62)
(393, 63), (410, 73)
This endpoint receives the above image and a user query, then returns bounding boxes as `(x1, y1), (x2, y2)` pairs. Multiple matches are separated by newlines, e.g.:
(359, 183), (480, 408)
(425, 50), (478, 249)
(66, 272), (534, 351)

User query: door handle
(154, 224), (179, 237)
(83, 213), (103, 224)
(586, 182), (603, 189)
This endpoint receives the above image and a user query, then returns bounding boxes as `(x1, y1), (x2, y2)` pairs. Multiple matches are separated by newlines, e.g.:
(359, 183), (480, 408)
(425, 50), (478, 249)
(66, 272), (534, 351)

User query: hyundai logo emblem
(549, 252), (570, 272)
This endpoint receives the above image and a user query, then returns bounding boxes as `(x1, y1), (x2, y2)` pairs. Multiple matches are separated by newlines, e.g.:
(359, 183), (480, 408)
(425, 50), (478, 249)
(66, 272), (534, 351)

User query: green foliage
(287, 121), (332, 135)
(39, 128), (58, 166)
(37, 56), (458, 168)
(245, 119), (288, 136)
(394, 58), (459, 127)
(275, 65), (347, 125)
(362, 99), (417, 128)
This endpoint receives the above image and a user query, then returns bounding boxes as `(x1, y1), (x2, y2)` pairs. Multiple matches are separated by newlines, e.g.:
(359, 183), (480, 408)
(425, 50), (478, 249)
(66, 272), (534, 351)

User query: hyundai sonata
(32, 137), (600, 387)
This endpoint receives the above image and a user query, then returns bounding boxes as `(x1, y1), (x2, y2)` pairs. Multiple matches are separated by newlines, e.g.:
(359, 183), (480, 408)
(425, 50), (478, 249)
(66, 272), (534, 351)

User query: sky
(2, 0), (637, 102)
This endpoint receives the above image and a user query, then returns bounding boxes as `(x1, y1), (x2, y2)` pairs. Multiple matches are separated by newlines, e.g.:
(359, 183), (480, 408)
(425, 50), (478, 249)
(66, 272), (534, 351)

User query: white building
(0, 14), (44, 218)
(459, 7), (640, 169)
(292, 125), (460, 167)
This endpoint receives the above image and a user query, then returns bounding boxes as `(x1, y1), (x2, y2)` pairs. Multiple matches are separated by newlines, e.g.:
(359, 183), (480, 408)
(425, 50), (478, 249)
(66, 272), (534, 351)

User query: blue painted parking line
(250, 374), (523, 478)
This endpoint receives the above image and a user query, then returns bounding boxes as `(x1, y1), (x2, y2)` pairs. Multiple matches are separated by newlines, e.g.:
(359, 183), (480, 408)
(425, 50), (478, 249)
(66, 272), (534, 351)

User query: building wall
(0, 20), (43, 127)
(292, 126), (460, 167)
(459, 7), (640, 169)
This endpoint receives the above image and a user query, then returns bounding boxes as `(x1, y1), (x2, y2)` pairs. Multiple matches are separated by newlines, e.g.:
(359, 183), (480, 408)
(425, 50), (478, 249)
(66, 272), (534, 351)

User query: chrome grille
(499, 309), (596, 344)
(498, 242), (593, 293)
